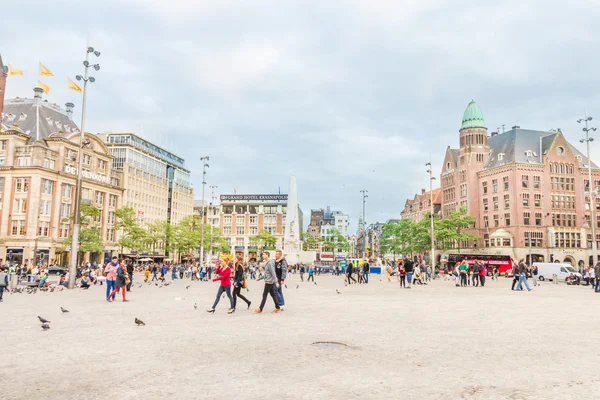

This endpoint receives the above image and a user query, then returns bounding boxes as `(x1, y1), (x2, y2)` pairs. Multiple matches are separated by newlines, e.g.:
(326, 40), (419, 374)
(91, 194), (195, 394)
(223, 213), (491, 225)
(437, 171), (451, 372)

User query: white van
(534, 262), (581, 282)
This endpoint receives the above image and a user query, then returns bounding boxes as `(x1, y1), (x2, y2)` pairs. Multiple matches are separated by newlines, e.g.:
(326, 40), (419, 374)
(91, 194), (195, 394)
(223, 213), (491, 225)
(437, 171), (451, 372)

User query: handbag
(242, 277), (248, 289)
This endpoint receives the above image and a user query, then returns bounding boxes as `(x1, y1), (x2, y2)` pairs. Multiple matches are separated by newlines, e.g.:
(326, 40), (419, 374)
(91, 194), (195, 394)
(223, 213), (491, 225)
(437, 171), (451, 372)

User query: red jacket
(212, 265), (231, 286)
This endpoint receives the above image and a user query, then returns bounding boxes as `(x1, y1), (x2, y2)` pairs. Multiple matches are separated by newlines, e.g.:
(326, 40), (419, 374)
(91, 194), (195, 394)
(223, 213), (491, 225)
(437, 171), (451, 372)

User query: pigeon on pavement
(60, 307), (69, 313)
(194, 303), (198, 310)
(336, 289), (341, 294)
(38, 316), (50, 324)
(41, 323), (50, 331)
(296, 285), (299, 289)
(186, 285), (190, 289)
(135, 318), (145, 326)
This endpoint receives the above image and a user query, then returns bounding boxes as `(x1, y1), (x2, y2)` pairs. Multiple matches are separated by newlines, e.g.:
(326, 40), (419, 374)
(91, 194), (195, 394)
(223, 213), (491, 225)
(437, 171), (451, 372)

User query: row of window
(483, 212), (544, 227)
(549, 163), (575, 175)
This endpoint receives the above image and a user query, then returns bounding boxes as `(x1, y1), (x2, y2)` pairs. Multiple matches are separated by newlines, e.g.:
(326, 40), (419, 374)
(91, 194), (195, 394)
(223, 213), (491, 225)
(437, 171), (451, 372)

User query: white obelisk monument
(283, 176), (301, 262)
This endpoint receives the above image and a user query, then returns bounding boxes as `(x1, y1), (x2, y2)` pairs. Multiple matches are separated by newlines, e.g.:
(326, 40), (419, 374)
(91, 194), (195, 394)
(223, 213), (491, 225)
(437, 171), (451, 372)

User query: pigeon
(194, 303), (198, 310)
(285, 284), (288, 289)
(155, 283), (158, 286)
(135, 318), (145, 326)
(60, 307), (69, 313)
(296, 285), (299, 289)
(314, 282), (318, 285)
(137, 283), (142, 288)
(186, 285), (190, 289)
(50, 287), (55, 292)
(41, 323), (50, 331)
(344, 282), (348, 287)
(38, 316), (50, 324)
(164, 282), (170, 286)
(336, 289), (341, 294)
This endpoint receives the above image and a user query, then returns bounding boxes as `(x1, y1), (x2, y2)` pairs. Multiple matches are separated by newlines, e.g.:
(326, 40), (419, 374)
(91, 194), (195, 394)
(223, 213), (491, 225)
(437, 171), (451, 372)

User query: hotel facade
(436, 100), (600, 268)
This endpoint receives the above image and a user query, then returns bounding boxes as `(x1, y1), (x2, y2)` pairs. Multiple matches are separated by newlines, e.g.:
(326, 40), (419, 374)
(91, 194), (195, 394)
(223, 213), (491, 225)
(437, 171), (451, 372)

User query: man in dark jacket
(404, 258), (414, 288)
(0, 267), (9, 302)
(346, 262), (356, 284)
(126, 261), (134, 292)
(274, 250), (288, 310)
(594, 262), (600, 293)
(363, 261), (370, 284)
(472, 262), (480, 287)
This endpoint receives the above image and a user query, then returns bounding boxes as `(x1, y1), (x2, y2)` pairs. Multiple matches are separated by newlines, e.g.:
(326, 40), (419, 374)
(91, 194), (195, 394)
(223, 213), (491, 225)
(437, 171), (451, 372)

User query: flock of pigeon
(12, 284), (65, 295)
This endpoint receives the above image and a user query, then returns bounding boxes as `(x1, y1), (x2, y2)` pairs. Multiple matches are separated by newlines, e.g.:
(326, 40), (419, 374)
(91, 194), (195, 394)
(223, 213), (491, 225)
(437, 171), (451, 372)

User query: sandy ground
(1, 273), (599, 400)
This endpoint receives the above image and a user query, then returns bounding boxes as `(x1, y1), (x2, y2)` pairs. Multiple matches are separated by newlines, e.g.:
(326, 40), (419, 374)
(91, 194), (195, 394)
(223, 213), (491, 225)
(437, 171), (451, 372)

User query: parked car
(48, 266), (66, 275)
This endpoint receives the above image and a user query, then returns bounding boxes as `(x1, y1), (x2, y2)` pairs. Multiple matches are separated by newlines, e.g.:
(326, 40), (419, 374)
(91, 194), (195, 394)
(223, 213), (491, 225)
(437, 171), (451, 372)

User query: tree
(380, 219), (416, 257)
(146, 220), (170, 253)
(435, 206), (478, 253)
(206, 225), (230, 255)
(170, 215), (201, 256)
(64, 204), (104, 263)
(323, 228), (350, 254)
(302, 233), (319, 251)
(249, 229), (277, 250)
(114, 206), (148, 256)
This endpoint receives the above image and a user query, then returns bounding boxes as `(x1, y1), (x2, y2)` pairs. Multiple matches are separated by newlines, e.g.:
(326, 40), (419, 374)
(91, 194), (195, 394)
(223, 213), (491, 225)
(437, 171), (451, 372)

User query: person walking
(255, 251), (281, 313)
(594, 262), (600, 293)
(515, 259), (532, 291)
(307, 265), (315, 282)
(126, 260), (134, 292)
(479, 261), (486, 287)
(274, 250), (288, 310)
(511, 262), (520, 290)
(458, 261), (469, 287)
(346, 262), (356, 284)
(207, 260), (234, 314)
(299, 264), (305, 282)
(107, 261), (129, 302)
(531, 264), (538, 287)
(472, 262), (480, 287)
(0, 267), (8, 302)
(404, 258), (414, 289)
(232, 258), (251, 311)
(399, 262), (406, 288)
(179, 264), (185, 280)
(151, 265), (158, 281)
(104, 257), (119, 301)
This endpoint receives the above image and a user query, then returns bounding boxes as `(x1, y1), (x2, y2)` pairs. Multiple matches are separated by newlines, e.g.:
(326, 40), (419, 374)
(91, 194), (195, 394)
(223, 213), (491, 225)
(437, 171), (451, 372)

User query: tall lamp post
(578, 115), (597, 268)
(426, 162), (436, 270)
(68, 46), (100, 289)
(209, 185), (218, 261)
(360, 189), (368, 258)
(199, 156), (209, 267)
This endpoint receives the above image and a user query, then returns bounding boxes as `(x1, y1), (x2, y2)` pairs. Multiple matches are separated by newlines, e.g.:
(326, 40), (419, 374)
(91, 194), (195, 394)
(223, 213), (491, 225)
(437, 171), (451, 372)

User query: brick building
(400, 188), (441, 221)
(440, 100), (600, 267)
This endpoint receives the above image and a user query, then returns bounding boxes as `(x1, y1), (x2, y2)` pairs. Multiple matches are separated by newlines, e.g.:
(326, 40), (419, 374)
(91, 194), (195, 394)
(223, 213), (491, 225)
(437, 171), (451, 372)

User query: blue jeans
(364, 272), (369, 283)
(274, 280), (285, 306)
(407, 272), (413, 284)
(516, 273), (531, 291)
(106, 279), (116, 299)
(211, 285), (233, 309)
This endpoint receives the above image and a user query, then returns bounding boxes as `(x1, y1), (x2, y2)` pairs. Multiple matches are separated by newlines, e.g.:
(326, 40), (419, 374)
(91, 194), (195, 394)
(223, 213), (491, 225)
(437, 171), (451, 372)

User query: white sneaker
(280, 306), (285, 311)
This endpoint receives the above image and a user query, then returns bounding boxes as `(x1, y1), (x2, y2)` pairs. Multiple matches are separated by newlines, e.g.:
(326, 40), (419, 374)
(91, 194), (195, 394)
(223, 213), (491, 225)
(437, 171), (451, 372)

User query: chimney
(491, 131), (498, 137)
(512, 125), (520, 130)
(33, 87), (44, 99)
(65, 102), (75, 120)
(422, 188), (426, 195)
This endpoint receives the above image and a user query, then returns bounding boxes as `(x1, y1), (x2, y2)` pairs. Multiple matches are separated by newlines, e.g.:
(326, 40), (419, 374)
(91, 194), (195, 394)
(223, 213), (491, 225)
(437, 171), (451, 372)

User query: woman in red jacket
(207, 259), (234, 314)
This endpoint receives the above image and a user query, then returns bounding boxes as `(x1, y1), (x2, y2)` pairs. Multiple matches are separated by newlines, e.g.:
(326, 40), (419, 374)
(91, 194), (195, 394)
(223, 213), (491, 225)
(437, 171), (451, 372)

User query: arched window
(560, 164), (564, 174)
(549, 163), (553, 173)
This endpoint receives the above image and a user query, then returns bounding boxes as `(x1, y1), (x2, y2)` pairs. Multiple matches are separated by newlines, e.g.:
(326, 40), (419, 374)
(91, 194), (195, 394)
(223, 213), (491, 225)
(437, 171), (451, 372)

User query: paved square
(1, 274), (598, 399)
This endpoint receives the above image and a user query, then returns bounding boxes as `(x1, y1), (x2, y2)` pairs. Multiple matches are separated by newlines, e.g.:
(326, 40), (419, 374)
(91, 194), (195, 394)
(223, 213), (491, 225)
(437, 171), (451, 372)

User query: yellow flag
(67, 77), (82, 92)
(7, 64), (23, 76)
(37, 80), (50, 94)
(38, 62), (53, 76)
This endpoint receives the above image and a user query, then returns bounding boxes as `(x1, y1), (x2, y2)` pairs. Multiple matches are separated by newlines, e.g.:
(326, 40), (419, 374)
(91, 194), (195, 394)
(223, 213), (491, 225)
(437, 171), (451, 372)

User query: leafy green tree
(146, 220), (170, 253)
(302, 233), (319, 251)
(206, 225), (230, 255)
(323, 228), (350, 254)
(114, 206), (148, 256)
(249, 229), (277, 250)
(435, 206), (478, 253)
(380, 219), (416, 257)
(64, 204), (104, 263)
(171, 215), (201, 256)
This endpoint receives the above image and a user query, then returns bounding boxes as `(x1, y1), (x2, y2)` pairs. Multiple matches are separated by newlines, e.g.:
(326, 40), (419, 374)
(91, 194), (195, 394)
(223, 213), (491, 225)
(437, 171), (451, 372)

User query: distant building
(401, 188), (441, 221)
(306, 206), (350, 257)
(217, 194), (303, 262)
(100, 133), (194, 225)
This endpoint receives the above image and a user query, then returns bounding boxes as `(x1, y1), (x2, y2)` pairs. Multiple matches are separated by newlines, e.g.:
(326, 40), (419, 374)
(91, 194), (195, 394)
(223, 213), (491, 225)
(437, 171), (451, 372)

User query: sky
(3, 0), (600, 233)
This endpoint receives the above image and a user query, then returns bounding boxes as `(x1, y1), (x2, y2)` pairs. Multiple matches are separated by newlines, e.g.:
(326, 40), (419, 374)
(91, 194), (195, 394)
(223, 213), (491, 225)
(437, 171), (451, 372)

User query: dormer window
(525, 150), (536, 157)
(498, 153), (505, 161)
(446, 162), (451, 170)
(557, 146), (565, 156)
(576, 155), (582, 161)
(19, 113), (27, 121)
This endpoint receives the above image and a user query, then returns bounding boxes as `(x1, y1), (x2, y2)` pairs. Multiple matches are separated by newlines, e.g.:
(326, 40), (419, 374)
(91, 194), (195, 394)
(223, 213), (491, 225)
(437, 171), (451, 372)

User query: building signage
(137, 209), (145, 218)
(64, 165), (111, 184)
(220, 194), (288, 201)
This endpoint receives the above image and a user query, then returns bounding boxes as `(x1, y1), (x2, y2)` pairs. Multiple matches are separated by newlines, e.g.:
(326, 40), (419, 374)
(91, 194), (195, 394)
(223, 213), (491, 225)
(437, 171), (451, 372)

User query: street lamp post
(426, 162), (436, 270)
(199, 156), (209, 267)
(68, 46), (100, 289)
(360, 189), (368, 258)
(209, 185), (218, 261)
(578, 115), (598, 268)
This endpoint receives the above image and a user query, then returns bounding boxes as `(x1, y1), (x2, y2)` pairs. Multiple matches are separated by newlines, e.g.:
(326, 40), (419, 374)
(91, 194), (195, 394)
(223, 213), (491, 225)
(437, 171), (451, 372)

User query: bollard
(553, 274), (558, 285)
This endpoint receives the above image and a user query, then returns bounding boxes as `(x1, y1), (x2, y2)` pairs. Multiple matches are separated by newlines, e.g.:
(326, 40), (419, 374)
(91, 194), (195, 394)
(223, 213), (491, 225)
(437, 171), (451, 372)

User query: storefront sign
(64, 165), (111, 184)
(220, 194), (288, 201)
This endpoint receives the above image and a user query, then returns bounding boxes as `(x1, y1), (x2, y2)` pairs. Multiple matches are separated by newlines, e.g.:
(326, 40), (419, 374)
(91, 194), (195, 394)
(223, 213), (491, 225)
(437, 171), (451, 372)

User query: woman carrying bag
(107, 261), (129, 302)
(232, 258), (251, 311)
(206, 260), (234, 314)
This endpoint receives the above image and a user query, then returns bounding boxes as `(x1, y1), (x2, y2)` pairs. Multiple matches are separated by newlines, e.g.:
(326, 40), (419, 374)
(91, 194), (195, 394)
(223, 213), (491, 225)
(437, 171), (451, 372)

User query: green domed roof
(461, 100), (486, 129)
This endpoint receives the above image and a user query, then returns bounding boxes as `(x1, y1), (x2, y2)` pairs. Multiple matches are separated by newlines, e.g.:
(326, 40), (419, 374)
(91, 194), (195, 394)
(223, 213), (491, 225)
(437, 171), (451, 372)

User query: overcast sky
(3, 0), (600, 232)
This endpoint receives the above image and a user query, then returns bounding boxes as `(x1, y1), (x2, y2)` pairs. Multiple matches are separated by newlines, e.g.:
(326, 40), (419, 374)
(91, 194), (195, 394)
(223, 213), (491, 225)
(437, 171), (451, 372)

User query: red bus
(441, 253), (514, 275)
